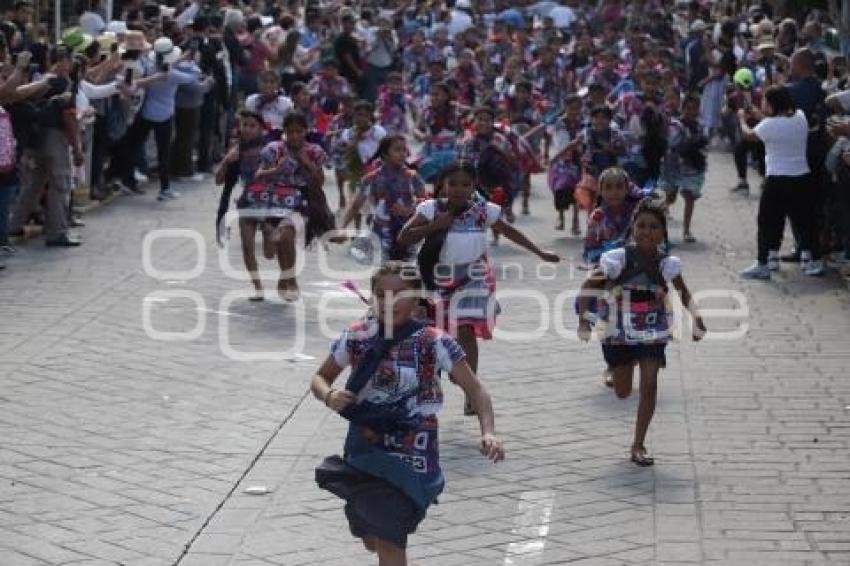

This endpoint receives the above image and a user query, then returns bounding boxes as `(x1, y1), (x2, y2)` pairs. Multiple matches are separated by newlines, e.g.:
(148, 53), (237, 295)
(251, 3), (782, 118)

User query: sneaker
(731, 181), (749, 193)
(157, 189), (181, 201)
(767, 251), (780, 272)
(134, 170), (149, 183)
(740, 262), (771, 280)
(803, 259), (824, 276)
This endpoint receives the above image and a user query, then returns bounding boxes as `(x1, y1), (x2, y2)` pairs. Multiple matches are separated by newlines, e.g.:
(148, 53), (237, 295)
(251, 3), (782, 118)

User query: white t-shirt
(416, 199), (502, 265)
(600, 248), (682, 282)
(245, 93), (293, 132)
(753, 110), (810, 177)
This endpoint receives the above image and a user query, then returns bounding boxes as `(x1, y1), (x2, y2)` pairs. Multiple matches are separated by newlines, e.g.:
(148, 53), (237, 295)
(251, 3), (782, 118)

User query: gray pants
(11, 130), (74, 241)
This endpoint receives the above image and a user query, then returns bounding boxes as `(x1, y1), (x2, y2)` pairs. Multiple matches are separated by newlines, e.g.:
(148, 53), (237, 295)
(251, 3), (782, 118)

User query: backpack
(0, 106), (17, 173)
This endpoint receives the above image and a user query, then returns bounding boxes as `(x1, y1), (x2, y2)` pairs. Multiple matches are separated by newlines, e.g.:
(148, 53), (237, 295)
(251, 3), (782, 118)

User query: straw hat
(96, 31), (118, 51)
(122, 30), (151, 51)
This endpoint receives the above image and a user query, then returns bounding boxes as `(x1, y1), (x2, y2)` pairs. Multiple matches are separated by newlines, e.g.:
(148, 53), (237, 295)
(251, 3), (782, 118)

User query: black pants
(197, 92), (218, 173)
(170, 107), (199, 177)
(733, 139), (764, 181)
(757, 175), (819, 263)
(113, 116), (173, 193)
(90, 114), (110, 195)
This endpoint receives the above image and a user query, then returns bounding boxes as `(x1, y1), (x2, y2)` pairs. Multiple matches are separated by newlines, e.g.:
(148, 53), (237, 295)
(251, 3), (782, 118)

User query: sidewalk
(1, 152), (849, 565)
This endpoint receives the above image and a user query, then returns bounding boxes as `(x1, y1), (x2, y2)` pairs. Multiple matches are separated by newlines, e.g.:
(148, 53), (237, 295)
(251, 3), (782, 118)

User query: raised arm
(492, 218), (560, 262)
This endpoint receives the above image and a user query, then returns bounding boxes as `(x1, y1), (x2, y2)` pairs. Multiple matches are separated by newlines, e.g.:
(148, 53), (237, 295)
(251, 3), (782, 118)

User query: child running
(398, 161), (560, 414)
(244, 71), (293, 141)
(548, 94), (586, 233)
(215, 110), (268, 300)
(251, 111), (334, 301)
(336, 101), (387, 230)
(662, 94), (708, 242)
(577, 198), (705, 466)
(339, 136), (426, 261)
(312, 261), (505, 566)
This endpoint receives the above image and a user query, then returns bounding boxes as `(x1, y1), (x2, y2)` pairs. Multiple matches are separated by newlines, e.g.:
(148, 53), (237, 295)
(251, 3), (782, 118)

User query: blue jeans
(0, 179), (17, 245)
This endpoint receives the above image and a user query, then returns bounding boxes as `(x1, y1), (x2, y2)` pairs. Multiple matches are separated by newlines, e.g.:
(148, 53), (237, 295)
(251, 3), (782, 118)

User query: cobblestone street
(1, 151), (849, 566)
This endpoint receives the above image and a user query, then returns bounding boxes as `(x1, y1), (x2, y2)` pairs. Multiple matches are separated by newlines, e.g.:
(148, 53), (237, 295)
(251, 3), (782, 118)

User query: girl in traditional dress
(399, 161), (559, 414)
(312, 261), (505, 566)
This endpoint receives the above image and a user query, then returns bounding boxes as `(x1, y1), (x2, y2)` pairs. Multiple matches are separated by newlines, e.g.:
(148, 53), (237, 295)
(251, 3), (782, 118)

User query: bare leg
(682, 192), (696, 239)
(239, 219), (263, 299)
(336, 170), (347, 210)
(362, 536), (377, 553)
(571, 205), (581, 235)
(276, 225), (298, 300)
(456, 325), (479, 415)
(632, 358), (660, 463)
(375, 538), (407, 566)
(612, 364), (635, 399)
(260, 221), (277, 260)
(522, 175), (530, 215)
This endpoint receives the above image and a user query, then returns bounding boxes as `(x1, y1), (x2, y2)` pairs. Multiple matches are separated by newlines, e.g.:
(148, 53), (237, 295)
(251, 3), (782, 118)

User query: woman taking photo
(738, 84), (823, 279)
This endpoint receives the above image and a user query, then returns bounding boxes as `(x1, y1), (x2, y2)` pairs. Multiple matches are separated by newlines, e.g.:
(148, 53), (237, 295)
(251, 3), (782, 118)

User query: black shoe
(780, 250), (801, 263)
(45, 235), (82, 247)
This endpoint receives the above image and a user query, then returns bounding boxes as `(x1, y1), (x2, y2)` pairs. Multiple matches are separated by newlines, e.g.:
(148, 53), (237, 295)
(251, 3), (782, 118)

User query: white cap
(150, 37), (181, 64)
(106, 20), (128, 35)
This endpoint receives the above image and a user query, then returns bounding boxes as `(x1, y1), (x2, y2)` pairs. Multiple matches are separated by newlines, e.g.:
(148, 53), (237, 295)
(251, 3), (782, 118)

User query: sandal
(630, 446), (654, 467)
